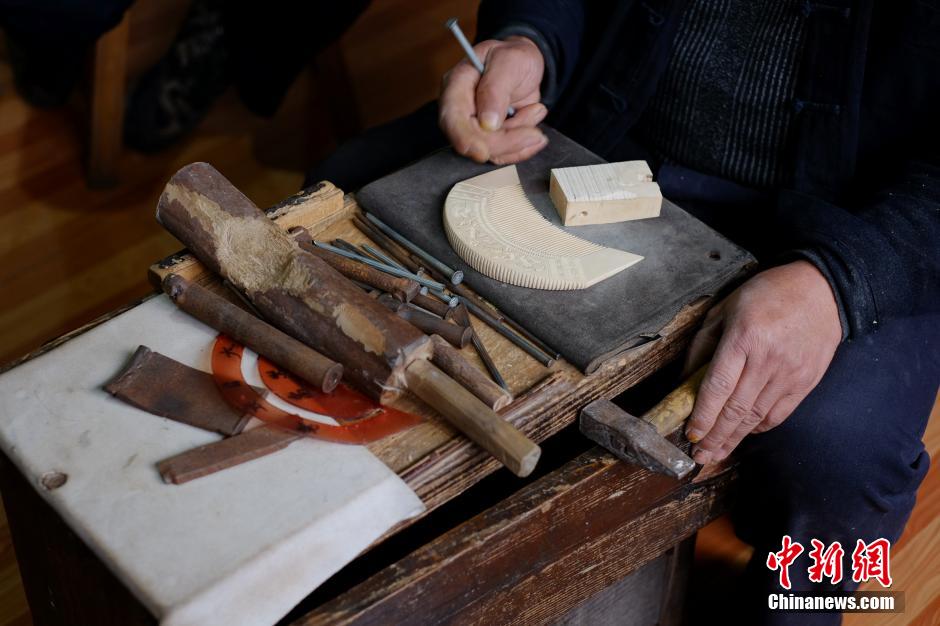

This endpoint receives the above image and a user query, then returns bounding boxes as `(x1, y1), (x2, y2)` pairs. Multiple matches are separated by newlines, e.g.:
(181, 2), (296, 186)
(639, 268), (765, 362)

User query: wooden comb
(443, 166), (643, 290)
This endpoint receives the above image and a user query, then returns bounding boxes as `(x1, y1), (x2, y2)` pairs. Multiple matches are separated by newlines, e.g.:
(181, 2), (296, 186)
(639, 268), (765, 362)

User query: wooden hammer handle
(643, 365), (707, 436)
(405, 359), (540, 477)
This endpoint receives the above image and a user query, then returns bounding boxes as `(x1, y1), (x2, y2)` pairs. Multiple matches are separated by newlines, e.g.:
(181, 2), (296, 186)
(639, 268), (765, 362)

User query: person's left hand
(683, 260), (843, 464)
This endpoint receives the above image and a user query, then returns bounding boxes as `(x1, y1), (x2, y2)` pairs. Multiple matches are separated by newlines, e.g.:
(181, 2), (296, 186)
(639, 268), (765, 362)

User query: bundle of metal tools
(346, 212), (560, 368)
(146, 163), (552, 478)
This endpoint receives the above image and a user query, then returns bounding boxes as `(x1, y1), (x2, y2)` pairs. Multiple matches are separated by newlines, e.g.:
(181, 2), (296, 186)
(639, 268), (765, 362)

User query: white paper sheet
(0, 295), (425, 626)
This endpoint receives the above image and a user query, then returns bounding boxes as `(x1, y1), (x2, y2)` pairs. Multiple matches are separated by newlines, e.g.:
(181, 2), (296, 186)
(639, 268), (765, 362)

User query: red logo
(766, 535), (805, 590)
(767, 536), (893, 589)
(807, 539), (845, 584)
(851, 538), (893, 588)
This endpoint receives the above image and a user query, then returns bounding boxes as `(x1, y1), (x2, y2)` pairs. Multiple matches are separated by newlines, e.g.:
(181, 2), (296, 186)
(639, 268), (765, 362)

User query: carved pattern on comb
(443, 166), (643, 290)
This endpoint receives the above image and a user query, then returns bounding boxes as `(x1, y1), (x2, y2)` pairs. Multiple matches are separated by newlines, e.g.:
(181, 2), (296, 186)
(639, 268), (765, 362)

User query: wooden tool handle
(378, 294), (471, 348)
(298, 240), (420, 303)
(429, 335), (512, 411)
(411, 293), (453, 319)
(405, 359), (539, 477)
(163, 274), (343, 392)
(643, 365), (707, 436)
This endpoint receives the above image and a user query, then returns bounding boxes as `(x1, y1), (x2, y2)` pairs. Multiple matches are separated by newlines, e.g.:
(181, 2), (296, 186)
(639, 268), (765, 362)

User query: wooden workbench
(0, 181), (742, 625)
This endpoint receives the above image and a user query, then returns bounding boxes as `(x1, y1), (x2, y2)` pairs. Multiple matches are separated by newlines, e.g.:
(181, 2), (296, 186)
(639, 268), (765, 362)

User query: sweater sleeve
(779, 156), (940, 340)
(476, 0), (587, 108)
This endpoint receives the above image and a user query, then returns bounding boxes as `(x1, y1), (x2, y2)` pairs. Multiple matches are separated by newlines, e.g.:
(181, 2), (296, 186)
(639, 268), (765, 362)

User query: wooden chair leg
(87, 14), (130, 188)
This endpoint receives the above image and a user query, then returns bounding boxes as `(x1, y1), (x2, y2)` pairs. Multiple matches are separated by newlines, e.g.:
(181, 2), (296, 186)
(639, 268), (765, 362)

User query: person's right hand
(439, 36), (549, 164)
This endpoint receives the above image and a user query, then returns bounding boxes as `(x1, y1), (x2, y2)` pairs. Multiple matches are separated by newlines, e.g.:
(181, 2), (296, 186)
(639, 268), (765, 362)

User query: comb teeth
(443, 166), (642, 290)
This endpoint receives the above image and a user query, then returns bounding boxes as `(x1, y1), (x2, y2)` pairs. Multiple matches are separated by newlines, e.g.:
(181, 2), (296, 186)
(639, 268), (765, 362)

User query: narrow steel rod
(312, 241), (448, 291)
(364, 212), (464, 285)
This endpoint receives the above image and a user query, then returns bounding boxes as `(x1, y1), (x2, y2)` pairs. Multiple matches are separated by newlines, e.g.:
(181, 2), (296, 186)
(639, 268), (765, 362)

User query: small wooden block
(550, 161), (663, 226)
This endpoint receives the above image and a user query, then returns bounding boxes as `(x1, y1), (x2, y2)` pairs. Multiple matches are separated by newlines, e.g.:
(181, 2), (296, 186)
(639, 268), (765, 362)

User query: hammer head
(580, 399), (695, 479)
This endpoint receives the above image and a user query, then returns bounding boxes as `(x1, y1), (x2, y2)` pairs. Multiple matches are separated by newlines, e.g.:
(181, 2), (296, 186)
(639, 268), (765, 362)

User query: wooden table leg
(658, 535), (696, 626)
(0, 453), (154, 626)
(87, 14), (130, 188)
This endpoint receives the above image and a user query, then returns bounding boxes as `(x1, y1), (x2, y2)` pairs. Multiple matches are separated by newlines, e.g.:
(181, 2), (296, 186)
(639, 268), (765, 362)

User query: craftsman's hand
(684, 261), (843, 464)
(439, 37), (548, 164)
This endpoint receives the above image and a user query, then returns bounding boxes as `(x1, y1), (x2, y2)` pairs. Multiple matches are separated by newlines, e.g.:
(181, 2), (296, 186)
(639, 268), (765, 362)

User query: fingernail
(519, 133), (544, 149)
(686, 427), (704, 443)
(468, 141), (489, 162)
(480, 112), (500, 131)
(693, 449), (712, 465)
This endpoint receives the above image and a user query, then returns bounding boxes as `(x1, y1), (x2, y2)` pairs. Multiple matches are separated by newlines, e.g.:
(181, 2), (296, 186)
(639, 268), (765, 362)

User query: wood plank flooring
(0, 0), (479, 368)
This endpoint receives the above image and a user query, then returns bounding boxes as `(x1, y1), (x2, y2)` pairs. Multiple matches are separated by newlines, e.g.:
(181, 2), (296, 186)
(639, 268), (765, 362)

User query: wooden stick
(163, 274), (343, 393)
(405, 359), (538, 476)
(411, 293), (453, 319)
(377, 294), (470, 348)
(295, 240), (420, 302)
(430, 335), (512, 411)
(158, 426), (301, 485)
(291, 228), (422, 302)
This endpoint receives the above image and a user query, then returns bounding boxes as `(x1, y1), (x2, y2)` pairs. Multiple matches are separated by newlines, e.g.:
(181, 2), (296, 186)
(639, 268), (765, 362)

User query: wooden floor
(0, 0), (936, 622)
(0, 0), (478, 367)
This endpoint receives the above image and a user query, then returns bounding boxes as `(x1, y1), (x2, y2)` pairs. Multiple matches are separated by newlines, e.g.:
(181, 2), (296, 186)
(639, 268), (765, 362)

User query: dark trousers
(733, 313), (937, 624)
(306, 104), (940, 625)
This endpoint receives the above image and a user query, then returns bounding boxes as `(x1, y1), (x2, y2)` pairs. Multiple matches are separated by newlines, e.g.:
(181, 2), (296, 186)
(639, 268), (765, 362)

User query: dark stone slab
(357, 127), (753, 373)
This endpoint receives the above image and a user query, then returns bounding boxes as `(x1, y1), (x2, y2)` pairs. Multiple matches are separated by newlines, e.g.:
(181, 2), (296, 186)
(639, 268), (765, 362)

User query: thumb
(475, 52), (519, 131)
